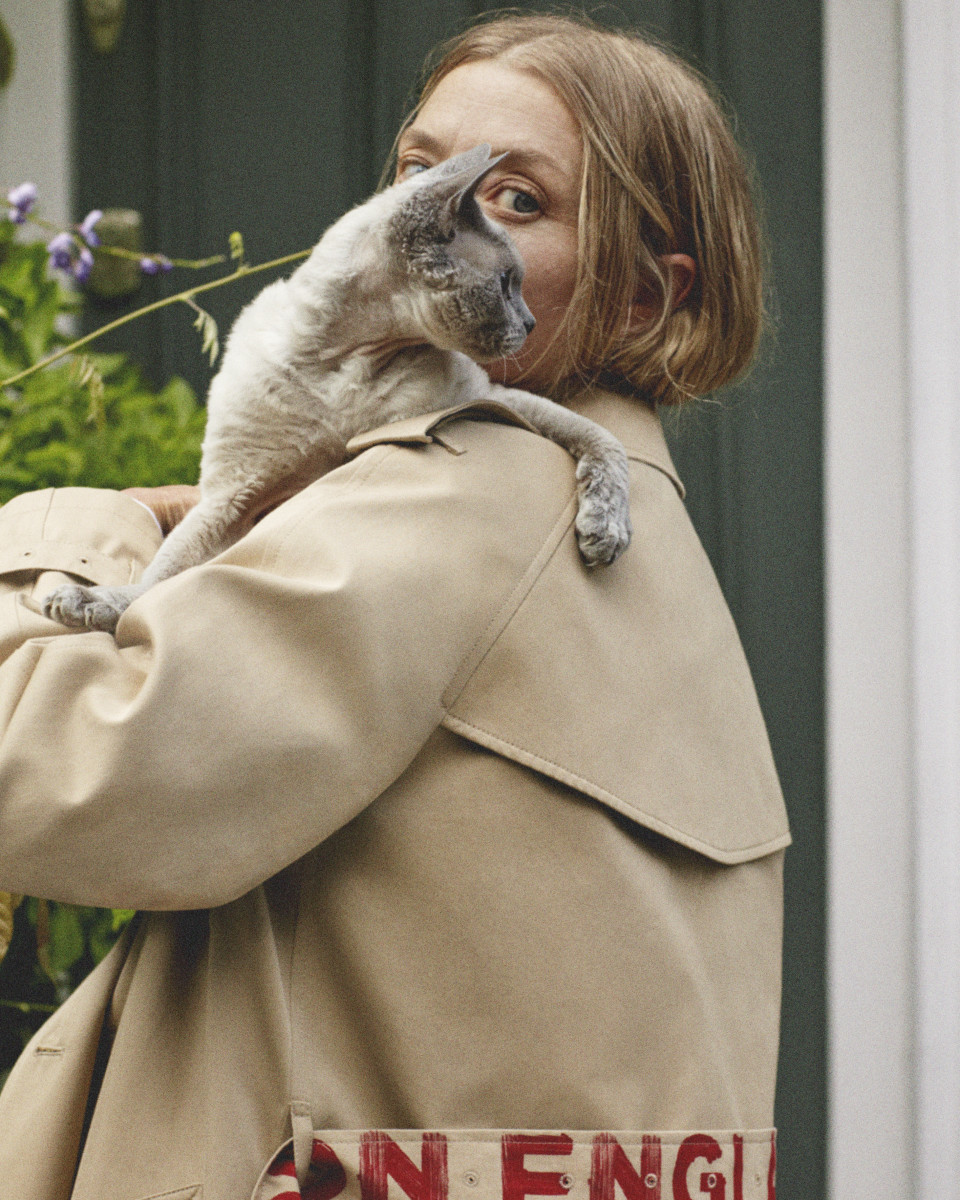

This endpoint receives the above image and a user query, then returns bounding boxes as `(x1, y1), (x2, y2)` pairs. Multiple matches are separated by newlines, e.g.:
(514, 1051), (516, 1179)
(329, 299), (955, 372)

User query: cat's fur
(44, 145), (631, 634)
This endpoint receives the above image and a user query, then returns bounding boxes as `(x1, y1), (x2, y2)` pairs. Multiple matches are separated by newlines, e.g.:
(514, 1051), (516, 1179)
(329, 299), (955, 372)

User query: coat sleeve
(0, 432), (577, 910)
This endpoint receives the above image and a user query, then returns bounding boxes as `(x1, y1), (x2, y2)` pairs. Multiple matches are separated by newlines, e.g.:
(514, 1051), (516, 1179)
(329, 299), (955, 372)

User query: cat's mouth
(468, 326), (530, 360)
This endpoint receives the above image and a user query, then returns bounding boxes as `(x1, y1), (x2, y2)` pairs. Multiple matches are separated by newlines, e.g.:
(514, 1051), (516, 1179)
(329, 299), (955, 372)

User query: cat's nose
(519, 302), (536, 335)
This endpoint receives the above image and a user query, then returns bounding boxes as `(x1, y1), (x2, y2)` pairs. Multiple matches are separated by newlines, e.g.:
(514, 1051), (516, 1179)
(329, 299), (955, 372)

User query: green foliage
(0, 221), (205, 503)
(0, 216), (204, 1082)
(0, 901), (135, 1089)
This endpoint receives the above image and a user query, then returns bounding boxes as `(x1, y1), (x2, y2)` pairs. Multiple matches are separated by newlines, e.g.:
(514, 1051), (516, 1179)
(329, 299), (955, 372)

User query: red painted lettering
(502, 1134), (574, 1200)
(732, 1136), (743, 1200)
(590, 1133), (662, 1200)
(767, 1133), (776, 1200)
(672, 1135), (723, 1200)
(360, 1132), (449, 1200)
(698, 1172), (725, 1200)
(305, 1141), (349, 1200)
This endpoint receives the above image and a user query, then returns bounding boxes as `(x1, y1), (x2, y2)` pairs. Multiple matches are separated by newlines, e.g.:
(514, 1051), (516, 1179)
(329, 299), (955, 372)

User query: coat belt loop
(289, 1100), (314, 1187)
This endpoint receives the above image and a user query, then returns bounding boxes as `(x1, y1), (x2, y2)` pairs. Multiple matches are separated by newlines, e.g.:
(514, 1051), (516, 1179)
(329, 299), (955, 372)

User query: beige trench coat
(0, 390), (789, 1200)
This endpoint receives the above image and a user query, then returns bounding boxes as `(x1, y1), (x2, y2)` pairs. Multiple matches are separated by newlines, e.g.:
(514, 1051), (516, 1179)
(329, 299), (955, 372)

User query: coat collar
(562, 388), (684, 498)
(345, 388), (685, 499)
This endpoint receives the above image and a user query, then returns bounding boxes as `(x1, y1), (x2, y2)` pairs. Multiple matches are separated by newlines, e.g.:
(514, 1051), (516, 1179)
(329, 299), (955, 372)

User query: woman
(0, 14), (788, 1200)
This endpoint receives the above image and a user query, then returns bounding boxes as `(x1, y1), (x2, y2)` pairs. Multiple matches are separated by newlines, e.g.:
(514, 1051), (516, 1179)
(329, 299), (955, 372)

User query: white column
(903, 0), (960, 1194)
(0, 0), (72, 228)
(824, 1), (916, 1197)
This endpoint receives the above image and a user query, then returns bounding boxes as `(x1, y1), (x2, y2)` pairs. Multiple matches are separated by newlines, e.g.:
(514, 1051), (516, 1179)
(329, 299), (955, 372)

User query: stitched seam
(37, 489), (54, 541)
(285, 860), (307, 1114)
(441, 492), (578, 710)
(0, 538), (131, 559)
(625, 453), (683, 497)
(441, 712), (789, 857)
(0, 544), (136, 588)
(12, 493), (162, 544)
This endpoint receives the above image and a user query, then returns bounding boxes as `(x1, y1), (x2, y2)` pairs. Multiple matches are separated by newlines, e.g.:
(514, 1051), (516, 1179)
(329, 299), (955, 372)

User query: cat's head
(387, 145), (536, 361)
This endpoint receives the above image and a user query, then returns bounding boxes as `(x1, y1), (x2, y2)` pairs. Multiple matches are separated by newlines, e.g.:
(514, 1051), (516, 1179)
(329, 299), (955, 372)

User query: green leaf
(20, 284), (62, 363)
(186, 301), (219, 366)
(46, 904), (85, 975)
(111, 909), (135, 933)
(157, 376), (200, 426)
(22, 443), (85, 487)
(69, 354), (106, 426)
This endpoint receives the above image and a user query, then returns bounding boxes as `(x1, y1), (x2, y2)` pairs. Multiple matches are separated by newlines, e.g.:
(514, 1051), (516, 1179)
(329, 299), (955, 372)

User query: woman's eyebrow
(398, 129), (565, 183)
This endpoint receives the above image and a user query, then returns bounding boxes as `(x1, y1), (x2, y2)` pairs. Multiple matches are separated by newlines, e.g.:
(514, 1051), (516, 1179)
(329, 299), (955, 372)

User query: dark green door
(74, 3), (824, 1196)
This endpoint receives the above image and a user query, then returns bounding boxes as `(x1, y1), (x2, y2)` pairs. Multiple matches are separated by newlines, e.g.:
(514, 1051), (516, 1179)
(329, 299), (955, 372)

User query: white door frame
(825, 0), (960, 1196)
(0, 0), (72, 228)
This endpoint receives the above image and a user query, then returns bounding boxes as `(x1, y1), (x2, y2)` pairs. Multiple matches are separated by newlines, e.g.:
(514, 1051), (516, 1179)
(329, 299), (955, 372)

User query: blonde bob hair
(395, 12), (765, 405)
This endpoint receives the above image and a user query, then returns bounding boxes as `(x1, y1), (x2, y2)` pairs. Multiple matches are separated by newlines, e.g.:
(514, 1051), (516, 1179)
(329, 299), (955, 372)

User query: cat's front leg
(571, 446), (632, 566)
(487, 386), (632, 566)
(42, 582), (147, 633)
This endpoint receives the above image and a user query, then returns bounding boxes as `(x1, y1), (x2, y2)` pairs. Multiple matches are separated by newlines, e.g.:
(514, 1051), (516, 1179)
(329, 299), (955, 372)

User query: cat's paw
(574, 453), (632, 567)
(42, 584), (137, 633)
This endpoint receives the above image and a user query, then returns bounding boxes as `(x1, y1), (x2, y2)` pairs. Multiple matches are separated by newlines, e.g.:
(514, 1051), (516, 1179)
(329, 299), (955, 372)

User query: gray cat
(43, 145), (631, 634)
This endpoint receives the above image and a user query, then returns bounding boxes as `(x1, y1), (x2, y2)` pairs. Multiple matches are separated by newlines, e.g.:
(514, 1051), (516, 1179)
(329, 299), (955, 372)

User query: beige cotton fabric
(0, 390), (789, 1200)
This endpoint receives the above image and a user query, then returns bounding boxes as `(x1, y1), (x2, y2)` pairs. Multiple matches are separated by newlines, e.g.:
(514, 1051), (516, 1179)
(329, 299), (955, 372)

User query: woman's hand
(122, 485), (200, 536)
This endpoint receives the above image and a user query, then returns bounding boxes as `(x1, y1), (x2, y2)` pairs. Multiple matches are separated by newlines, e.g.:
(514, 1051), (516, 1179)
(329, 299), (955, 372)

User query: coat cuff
(0, 488), (164, 587)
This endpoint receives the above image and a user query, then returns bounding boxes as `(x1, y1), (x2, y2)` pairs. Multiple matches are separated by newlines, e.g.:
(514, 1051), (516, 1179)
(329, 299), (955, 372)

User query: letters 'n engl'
(252, 1129), (777, 1200)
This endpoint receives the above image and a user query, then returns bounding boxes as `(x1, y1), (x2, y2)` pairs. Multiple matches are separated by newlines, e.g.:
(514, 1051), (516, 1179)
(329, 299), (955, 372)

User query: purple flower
(46, 232), (75, 271)
(74, 247), (94, 283)
(139, 254), (172, 275)
(78, 209), (103, 247)
(46, 233), (95, 282)
(7, 182), (38, 224)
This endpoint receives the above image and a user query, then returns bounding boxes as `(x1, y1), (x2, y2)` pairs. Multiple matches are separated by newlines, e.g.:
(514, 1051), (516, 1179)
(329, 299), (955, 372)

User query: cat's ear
(390, 144), (507, 283)
(452, 147), (509, 234)
(427, 144), (507, 237)
(404, 144), (506, 238)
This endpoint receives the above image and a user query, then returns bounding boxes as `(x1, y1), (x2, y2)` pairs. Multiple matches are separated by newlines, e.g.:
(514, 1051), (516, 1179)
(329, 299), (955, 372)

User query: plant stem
(0, 997), (58, 1014)
(24, 212), (226, 269)
(0, 249), (311, 390)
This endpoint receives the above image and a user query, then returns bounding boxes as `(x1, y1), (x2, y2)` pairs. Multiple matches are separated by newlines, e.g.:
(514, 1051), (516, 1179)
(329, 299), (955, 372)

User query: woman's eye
(496, 187), (540, 216)
(397, 160), (429, 180)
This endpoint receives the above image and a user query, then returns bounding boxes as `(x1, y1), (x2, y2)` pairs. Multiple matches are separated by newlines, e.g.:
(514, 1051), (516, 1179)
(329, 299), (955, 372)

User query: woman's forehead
(404, 60), (582, 174)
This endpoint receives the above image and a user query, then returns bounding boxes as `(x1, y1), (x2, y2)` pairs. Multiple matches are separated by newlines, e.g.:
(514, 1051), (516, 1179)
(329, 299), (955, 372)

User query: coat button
(464, 1173), (479, 1187)
(644, 1175), (658, 1190)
